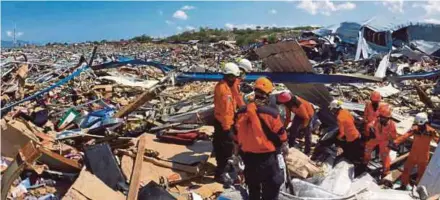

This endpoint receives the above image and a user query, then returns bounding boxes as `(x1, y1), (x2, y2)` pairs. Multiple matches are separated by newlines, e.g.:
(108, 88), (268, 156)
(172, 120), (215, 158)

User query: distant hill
(130, 26), (319, 46)
(1, 40), (41, 48)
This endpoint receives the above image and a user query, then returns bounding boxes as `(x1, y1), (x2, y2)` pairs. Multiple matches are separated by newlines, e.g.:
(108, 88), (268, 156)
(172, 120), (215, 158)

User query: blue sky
(1, 1), (439, 43)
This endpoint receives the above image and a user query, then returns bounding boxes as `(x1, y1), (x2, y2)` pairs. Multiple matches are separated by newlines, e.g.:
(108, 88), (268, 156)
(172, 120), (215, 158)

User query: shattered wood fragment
(1, 142), (42, 200)
(127, 134), (147, 200)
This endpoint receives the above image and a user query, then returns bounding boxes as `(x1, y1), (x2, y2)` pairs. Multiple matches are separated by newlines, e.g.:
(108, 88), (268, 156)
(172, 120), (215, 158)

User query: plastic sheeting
(319, 160), (355, 196)
(355, 189), (414, 200)
(313, 22), (361, 45)
(374, 53), (390, 78)
(348, 173), (380, 194)
(291, 179), (341, 198)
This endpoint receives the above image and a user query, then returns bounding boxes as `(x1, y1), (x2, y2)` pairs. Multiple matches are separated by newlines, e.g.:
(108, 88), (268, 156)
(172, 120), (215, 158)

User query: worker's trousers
(242, 152), (283, 200)
(364, 140), (391, 175)
(213, 119), (234, 178)
(401, 155), (429, 186)
(288, 116), (313, 155)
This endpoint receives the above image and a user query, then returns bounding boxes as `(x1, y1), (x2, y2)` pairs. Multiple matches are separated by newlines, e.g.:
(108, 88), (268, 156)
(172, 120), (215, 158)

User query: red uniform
(284, 96), (314, 128)
(231, 78), (245, 107)
(364, 120), (398, 175)
(214, 80), (237, 130)
(363, 102), (382, 136)
(337, 109), (361, 142)
(394, 125), (439, 185)
(234, 102), (287, 153)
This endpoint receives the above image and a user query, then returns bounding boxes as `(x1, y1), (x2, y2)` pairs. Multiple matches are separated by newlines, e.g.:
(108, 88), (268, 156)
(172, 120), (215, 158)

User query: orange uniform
(364, 120), (398, 175)
(336, 109), (361, 142)
(231, 78), (245, 107)
(234, 102), (287, 153)
(214, 80), (237, 131)
(284, 97), (315, 128)
(394, 125), (439, 185)
(363, 102), (382, 136)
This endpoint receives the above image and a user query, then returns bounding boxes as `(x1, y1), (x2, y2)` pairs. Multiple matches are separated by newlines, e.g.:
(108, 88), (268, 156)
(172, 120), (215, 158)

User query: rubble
(1, 18), (440, 200)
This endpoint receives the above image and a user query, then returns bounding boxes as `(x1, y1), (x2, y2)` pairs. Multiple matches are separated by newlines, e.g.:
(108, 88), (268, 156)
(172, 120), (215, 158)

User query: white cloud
(382, 0), (404, 14)
(424, 18), (440, 24)
(176, 26), (183, 31)
(158, 10), (163, 16)
(296, 0), (356, 16)
(173, 10), (188, 20)
(413, 0), (440, 16)
(225, 23), (235, 30)
(181, 5), (195, 10)
(269, 9), (277, 14)
(185, 26), (196, 31)
(6, 31), (23, 38)
(165, 20), (174, 25)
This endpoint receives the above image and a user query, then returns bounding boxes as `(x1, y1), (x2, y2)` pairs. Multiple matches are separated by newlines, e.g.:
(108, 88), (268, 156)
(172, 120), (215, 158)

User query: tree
(100, 40), (108, 43)
(267, 34), (277, 44)
(256, 26), (261, 31)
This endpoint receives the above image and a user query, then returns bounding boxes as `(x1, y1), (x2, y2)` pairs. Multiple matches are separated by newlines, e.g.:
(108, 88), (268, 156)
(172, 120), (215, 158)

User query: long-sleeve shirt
(214, 80), (237, 131)
(284, 96), (314, 128)
(336, 109), (360, 142)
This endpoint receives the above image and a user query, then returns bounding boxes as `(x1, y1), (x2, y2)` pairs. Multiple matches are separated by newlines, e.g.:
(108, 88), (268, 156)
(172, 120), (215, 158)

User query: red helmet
(379, 104), (392, 118)
(371, 91), (381, 102)
(277, 92), (292, 104)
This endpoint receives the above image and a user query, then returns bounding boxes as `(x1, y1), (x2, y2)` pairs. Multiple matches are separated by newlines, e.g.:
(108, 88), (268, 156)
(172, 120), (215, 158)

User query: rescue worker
(213, 62), (240, 183)
(234, 77), (288, 200)
(392, 112), (439, 190)
(329, 100), (363, 167)
(364, 91), (383, 138)
(231, 58), (253, 107)
(363, 104), (397, 177)
(276, 92), (315, 155)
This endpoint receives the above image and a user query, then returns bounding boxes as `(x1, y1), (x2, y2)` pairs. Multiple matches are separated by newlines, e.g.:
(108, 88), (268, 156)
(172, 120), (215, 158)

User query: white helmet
(223, 62), (241, 77)
(415, 112), (429, 125)
(237, 58), (253, 72)
(329, 99), (342, 110)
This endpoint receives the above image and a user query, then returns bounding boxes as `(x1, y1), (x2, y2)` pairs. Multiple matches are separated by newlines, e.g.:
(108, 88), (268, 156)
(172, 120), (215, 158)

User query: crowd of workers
(212, 59), (439, 200)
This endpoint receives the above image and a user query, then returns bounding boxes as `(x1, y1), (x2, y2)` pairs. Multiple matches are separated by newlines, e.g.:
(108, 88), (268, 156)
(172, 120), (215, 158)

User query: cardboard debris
(63, 169), (126, 200)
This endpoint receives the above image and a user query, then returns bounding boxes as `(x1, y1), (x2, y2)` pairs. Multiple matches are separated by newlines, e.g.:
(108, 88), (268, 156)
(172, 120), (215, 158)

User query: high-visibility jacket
(394, 125), (439, 185)
(363, 102), (382, 136)
(366, 120), (398, 142)
(284, 97), (314, 128)
(395, 125), (439, 163)
(214, 80), (237, 131)
(231, 78), (245, 107)
(234, 102), (287, 154)
(364, 120), (398, 175)
(336, 109), (360, 142)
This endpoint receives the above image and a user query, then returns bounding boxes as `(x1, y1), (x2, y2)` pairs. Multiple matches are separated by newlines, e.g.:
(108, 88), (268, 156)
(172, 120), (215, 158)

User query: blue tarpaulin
(313, 22), (361, 45)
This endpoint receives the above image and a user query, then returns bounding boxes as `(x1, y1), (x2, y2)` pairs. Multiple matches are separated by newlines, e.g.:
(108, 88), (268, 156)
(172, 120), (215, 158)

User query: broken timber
(127, 135), (147, 200)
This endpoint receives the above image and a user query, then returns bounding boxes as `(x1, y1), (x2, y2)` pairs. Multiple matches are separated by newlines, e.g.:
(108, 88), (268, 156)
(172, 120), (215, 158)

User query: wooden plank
(391, 152), (409, 166)
(1, 142), (42, 200)
(115, 91), (156, 118)
(127, 135), (147, 200)
(38, 146), (82, 172)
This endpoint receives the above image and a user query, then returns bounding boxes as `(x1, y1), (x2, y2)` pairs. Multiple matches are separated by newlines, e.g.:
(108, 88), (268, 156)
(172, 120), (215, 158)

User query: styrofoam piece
(319, 160), (355, 196)
(348, 173), (380, 194)
(291, 179), (341, 198)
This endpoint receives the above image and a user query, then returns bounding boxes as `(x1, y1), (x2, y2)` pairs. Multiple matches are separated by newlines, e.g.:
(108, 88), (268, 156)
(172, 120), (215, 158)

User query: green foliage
(129, 26), (317, 46)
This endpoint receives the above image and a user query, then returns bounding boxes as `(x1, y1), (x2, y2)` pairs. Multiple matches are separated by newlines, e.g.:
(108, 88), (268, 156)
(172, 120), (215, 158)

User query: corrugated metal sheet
(255, 41), (313, 73)
(256, 41), (337, 126)
(362, 17), (410, 32)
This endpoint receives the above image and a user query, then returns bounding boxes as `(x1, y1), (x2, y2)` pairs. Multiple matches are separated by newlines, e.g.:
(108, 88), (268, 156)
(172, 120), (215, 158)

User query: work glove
(240, 82), (253, 94)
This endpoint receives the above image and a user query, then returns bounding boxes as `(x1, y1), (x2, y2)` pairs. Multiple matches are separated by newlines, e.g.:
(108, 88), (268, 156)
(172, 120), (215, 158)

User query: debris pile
(1, 19), (440, 200)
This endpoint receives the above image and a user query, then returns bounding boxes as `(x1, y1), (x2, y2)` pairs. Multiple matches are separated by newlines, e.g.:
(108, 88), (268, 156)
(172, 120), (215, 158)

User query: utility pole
(13, 23), (17, 47)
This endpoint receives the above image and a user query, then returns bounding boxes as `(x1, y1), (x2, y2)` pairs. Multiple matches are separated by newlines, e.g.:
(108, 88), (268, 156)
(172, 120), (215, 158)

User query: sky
(1, 1), (440, 43)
